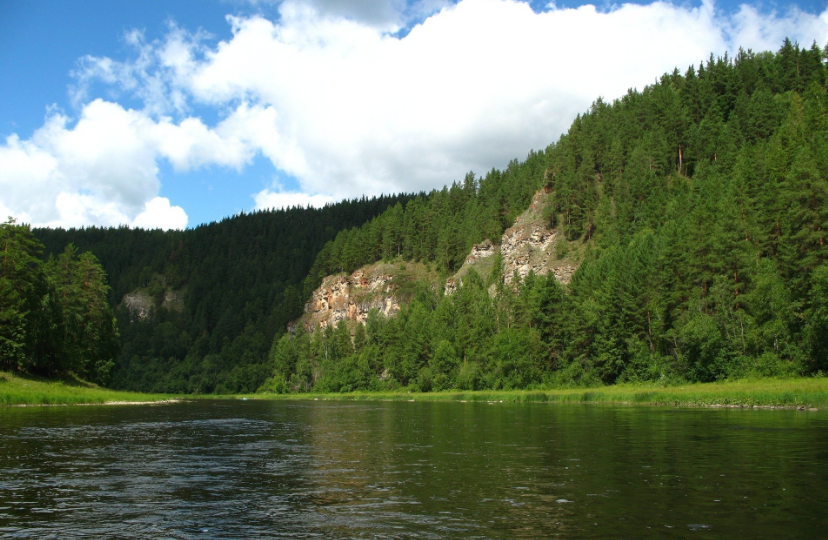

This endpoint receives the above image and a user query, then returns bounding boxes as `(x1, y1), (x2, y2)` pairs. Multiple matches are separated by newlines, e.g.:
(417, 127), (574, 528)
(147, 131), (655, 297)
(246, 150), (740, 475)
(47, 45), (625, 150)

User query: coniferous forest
(1, 223), (118, 384)
(28, 195), (414, 392)
(3, 41), (827, 394)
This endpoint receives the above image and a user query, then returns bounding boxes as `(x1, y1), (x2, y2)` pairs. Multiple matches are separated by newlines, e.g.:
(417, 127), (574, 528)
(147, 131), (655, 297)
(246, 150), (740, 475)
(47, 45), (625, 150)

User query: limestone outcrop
(296, 264), (406, 333)
(122, 284), (184, 320)
(500, 190), (579, 285)
(123, 291), (155, 320)
(293, 189), (581, 331)
(448, 189), (579, 293)
(466, 239), (495, 263)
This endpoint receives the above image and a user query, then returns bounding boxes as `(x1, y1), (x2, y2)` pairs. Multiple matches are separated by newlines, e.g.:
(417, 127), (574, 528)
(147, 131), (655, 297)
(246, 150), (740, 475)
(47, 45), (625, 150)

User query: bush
(456, 361), (482, 390)
(678, 312), (731, 382)
(748, 353), (801, 379)
(417, 367), (434, 392)
(432, 372), (450, 392)
(257, 376), (288, 394)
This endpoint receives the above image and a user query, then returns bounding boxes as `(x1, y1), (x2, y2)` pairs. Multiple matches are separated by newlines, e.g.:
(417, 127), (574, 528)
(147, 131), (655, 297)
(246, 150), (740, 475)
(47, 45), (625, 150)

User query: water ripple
(1, 401), (827, 538)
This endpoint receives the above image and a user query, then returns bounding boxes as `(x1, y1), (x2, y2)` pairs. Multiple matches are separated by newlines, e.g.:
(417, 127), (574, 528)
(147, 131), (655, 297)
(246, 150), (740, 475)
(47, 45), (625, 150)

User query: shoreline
(4, 371), (827, 409)
(8, 399), (185, 408)
(253, 396), (823, 411)
(267, 396), (822, 411)
(0, 371), (179, 408)
(243, 378), (828, 410)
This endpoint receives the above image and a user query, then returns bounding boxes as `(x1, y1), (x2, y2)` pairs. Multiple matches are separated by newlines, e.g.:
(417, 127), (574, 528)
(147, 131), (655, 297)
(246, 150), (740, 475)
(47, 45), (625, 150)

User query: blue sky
(1, 0), (827, 229)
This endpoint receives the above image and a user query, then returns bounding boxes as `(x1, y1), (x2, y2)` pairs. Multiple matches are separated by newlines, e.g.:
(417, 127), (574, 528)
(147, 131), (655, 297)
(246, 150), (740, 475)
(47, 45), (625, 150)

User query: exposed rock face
(500, 189), (578, 285)
(500, 225), (557, 284)
(123, 291), (154, 320)
(122, 283), (184, 320)
(447, 189), (580, 293)
(466, 239), (495, 263)
(551, 264), (577, 284)
(300, 267), (401, 332)
(294, 189), (580, 330)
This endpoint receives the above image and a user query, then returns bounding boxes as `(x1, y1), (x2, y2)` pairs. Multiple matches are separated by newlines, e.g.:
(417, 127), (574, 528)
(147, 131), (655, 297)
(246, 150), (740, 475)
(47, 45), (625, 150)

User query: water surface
(1, 400), (826, 538)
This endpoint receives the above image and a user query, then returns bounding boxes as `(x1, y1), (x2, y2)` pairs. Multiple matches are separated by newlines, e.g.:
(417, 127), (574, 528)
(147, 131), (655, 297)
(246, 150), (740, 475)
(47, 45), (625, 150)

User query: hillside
(267, 41), (828, 393)
(293, 190), (580, 338)
(32, 195), (416, 393)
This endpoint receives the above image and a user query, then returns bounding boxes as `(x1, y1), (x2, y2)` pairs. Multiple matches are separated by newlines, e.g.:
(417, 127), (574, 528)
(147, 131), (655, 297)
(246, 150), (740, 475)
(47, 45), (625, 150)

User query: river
(1, 400), (826, 538)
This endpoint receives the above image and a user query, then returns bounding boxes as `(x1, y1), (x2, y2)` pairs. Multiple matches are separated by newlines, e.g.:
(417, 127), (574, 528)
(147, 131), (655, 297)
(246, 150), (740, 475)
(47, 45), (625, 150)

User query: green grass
(0, 371), (176, 407)
(5, 371), (825, 409)
(248, 377), (828, 409)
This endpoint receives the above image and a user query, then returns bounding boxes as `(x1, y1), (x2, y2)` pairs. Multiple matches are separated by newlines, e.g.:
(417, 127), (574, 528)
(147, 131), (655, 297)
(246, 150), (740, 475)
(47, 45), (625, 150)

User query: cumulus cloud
(70, 24), (209, 116)
(727, 3), (828, 52)
(238, 0), (449, 30)
(180, 0), (828, 200)
(2, 0), (828, 229)
(0, 99), (259, 229)
(291, 0), (407, 31)
(133, 197), (189, 230)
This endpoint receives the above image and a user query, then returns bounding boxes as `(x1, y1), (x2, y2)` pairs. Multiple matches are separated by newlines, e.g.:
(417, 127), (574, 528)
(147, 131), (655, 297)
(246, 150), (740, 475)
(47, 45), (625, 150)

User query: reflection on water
(1, 400), (827, 538)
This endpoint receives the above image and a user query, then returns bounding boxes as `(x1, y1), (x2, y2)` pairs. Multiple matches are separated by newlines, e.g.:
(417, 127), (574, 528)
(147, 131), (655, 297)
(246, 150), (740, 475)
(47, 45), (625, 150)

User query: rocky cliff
(292, 261), (439, 333)
(296, 189), (581, 331)
(122, 276), (184, 320)
(450, 189), (579, 291)
(299, 269), (398, 332)
(499, 189), (579, 285)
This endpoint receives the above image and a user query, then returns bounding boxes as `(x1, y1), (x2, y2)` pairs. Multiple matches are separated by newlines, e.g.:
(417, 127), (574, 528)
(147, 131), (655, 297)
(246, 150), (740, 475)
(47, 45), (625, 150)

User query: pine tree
(0, 219), (48, 372)
(46, 245), (120, 383)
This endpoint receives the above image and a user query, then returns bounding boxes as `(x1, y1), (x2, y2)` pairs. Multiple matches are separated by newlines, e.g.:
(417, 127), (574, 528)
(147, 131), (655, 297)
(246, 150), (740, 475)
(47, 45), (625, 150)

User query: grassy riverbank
(5, 371), (826, 409)
(252, 377), (828, 409)
(0, 371), (175, 406)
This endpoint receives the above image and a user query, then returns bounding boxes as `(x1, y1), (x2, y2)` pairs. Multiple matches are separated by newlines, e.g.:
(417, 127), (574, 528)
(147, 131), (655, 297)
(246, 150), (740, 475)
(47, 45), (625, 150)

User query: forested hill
(267, 40), (828, 393)
(31, 195), (416, 393)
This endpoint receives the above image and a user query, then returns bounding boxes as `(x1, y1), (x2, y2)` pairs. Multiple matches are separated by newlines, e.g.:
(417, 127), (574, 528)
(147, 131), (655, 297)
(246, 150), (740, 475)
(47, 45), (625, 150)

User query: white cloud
(132, 197), (189, 230)
(727, 3), (828, 53)
(0, 99), (252, 230)
(70, 24), (209, 116)
(253, 189), (335, 209)
(3, 0), (828, 229)
(50, 192), (132, 230)
(178, 0), (828, 201)
(287, 0), (407, 32)
(236, 0), (448, 30)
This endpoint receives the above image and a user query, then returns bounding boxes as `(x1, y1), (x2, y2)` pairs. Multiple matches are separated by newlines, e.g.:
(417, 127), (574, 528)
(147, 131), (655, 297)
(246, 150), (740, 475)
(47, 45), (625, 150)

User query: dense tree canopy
(1, 220), (117, 383)
(33, 195), (415, 392)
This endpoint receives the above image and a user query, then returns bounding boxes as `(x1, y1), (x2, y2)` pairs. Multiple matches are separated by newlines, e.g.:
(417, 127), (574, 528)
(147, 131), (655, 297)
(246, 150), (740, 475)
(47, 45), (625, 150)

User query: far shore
(3, 371), (827, 410)
(243, 377), (828, 410)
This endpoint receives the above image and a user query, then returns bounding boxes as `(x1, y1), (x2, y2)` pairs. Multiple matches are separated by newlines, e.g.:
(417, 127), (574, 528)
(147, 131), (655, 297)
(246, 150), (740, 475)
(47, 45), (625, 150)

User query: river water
(1, 400), (826, 538)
